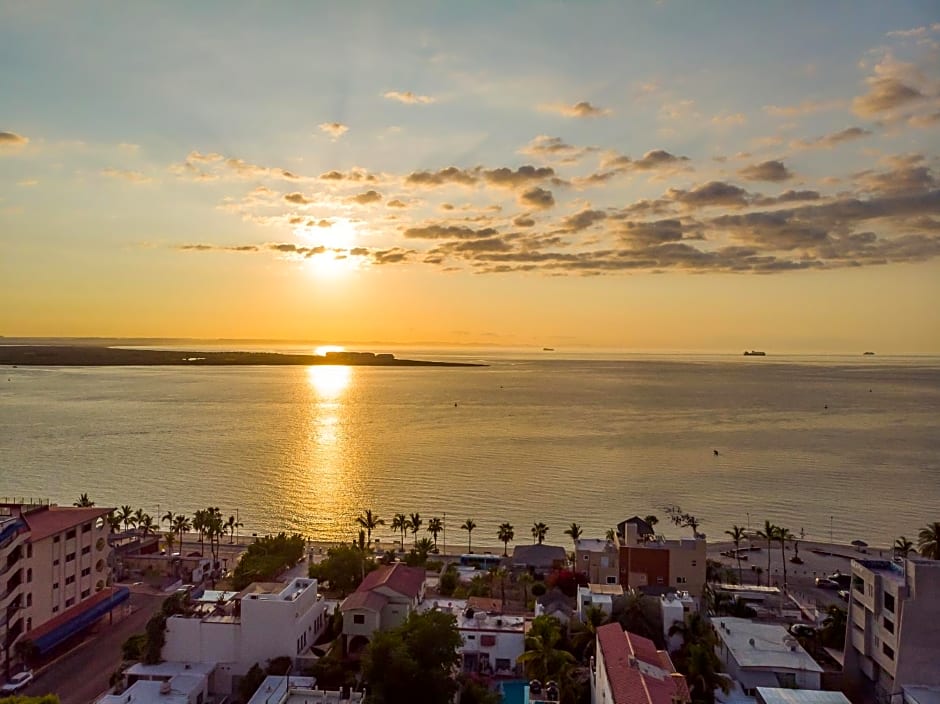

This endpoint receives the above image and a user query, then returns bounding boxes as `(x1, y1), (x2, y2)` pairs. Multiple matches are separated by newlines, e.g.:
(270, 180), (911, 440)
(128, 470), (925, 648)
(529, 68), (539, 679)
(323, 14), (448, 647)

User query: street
(21, 590), (164, 704)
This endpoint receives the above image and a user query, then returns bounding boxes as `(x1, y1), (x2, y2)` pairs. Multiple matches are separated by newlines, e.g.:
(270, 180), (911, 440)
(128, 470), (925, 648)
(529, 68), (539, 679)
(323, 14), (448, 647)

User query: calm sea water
(2, 352), (938, 548)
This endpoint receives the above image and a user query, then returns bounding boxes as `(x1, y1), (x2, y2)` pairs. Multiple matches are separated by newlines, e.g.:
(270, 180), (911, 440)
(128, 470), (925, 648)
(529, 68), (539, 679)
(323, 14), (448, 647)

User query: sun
(296, 218), (361, 277)
(314, 345), (345, 356)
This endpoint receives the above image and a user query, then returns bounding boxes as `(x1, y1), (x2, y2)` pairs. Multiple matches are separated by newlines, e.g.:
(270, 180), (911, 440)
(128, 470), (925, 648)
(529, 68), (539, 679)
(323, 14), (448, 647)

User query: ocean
(2, 351), (938, 549)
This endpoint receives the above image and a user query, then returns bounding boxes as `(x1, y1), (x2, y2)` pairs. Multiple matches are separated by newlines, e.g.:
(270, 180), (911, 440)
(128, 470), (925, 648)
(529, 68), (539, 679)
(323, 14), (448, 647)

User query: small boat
(542, 347), (555, 352)
(863, 351), (875, 356)
(743, 350), (766, 356)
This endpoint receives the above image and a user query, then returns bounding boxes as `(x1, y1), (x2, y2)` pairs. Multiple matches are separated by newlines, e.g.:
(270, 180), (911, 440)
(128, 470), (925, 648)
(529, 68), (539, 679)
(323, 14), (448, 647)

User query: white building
(844, 557), (940, 699)
(577, 584), (623, 621)
(162, 578), (329, 694)
(340, 563), (426, 652)
(712, 618), (822, 694)
(245, 676), (363, 704)
(660, 591), (696, 651)
(97, 663), (215, 704)
(755, 689), (851, 704)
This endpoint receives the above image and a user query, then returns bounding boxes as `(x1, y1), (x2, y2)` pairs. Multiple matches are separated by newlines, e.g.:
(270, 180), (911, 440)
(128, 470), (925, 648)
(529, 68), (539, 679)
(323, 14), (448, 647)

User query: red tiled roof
(341, 590), (389, 612)
(355, 563), (425, 599)
(596, 623), (690, 704)
(23, 506), (112, 542)
(25, 587), (114, 641)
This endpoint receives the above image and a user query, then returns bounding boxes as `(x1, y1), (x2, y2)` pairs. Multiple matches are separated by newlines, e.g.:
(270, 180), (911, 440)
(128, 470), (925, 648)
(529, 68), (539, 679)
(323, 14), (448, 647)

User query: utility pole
(830, 515), (833, 544)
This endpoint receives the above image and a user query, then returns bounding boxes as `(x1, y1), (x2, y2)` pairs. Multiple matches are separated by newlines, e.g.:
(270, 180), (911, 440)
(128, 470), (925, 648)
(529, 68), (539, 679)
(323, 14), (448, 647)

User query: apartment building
(617, 522), (706, 599)
(591, 623), (690, 704)
(844, 557), (940, 699)
(2, 502), (123, 677)
(575, 539), (619, 585)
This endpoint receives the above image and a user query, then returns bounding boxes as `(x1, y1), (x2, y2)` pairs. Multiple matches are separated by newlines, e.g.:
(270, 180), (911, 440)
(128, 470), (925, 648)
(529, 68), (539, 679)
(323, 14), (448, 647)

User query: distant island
(743, 350), (766, 356)
(0, 345), (484, 367)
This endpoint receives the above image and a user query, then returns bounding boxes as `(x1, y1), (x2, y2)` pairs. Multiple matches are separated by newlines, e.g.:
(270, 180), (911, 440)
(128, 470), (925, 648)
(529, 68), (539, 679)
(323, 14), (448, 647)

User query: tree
(497, 522), (514, 556)
(644, 514), (659, 530)
(161, 510), (175, 529)
(357, 509), (384, 545)
(894, 535), (914, 559)
(457, 676), (500, 704)
(461, 518), (477, 553)
(225, 514), (243, 544)
(118, 505), (135, 532)
(531, 522), (549, 545)
(238, 663), (266, 703)
(612, 589), (662, 645)
(664, 505), (702, 538)
(427, 517), (443, 549)
(171, 514), (191, 551)
(682, 644), (729, 704)
(309, 544), (376, 596)
(725, 525), (746, 585)
(917, 521), (940, 559)
(777, 526), (793, 592)
(564, 522), (582, 548)
(73, 493), (94, 507)
(517, 615), (575, 682)
(362, 610), (462, 704)
(163, 531), (175, 556)
(192, 509), (208, 555)
(106, 511), (122, 533)
(12, 639), (39, 671)
(756, 520), (778, 586)
(230, 532), (305, 590)
(138, 513), (156, 537)
(391, 513), (408, 551)
(605, 527), (617, 542)
(820, 604), (847, 648)
(409, 512), (423, 548)
(0, 696), (60, 704)
(570, 604), (607, 661)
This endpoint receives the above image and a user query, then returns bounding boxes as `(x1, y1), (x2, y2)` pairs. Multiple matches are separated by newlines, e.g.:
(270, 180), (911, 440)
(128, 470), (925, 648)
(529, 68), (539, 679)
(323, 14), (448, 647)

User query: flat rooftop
(854, 559), (906, 584)
(126, 662), (216, 678)
(582, 584), (624, 596)
(576, 538), (613, 552)
(712, 618), (822, 673)
(757, 688), (851, 704)
(905, 687), (940, 704)
(246, 677), (363, 704)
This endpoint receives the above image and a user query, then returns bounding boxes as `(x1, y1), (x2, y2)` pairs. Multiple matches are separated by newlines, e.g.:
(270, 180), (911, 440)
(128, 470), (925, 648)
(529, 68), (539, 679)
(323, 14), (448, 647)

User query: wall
(620, 546), (669, 590)
(895, 560), (940, 686)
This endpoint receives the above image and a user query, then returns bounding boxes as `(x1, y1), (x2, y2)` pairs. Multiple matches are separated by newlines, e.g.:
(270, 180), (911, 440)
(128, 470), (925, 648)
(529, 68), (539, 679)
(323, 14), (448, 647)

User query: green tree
(426, 517), (443, 550)
(309, 544), (376, 595)
(682, 644), (730, 704)
(563, 522), (582, 548)
(457, 676), (500, 704)
(756, 520), (778, 586)
(73, 493), (94, 507)
(894, 535), (914, 559)
(357, 510), (384, 545)
(917, 521), (940, 559)
(361, 610), (462, 704)
(225, 514), (243, 544)
(391, 513), (408, 551)
(0, 696), (60, 704)
(612, 589), (662, 645)
(531, 522), (549, 545)
(238, 664), (266, 703)
(230, 532), (305, 590)
(725, 525), (746, 585)
(461, 518), (477, 553)
(118, 505), (135, 532)
(497, 522), (514, 556)
(408, 513), (423, 548)
(820, 604), (847, 648)
(643, 514), (659, 530)
(107, 511), (122, 533)
(171, 514), (191, 552)
(605, 527), (617, 542)
(570, 604), (607, 661)
(516, 615), (575, 682)
(161, 510), (175, 529)
(777, 526), (793, 592)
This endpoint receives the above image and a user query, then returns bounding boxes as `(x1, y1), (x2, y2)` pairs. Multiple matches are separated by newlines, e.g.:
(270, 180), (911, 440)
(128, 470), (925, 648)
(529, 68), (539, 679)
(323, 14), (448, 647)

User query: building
(511, 544), (567, 574)
(755, 689), (851, 704)
(843, 557), (940, 699)
(97, 662), (215, 704)
(577, 584), (623, 622)
(162, 578), (329, 694)
(591, 623), (690, 704)
(617, 522), (706, 599)
(659, 591), (696, 651)
(245, 676), (363, 704)
(436, 601), (525, 678)
(616, 517), (655, 542)
(340, 563), (426, 651)
(711, 617), (822, 693)
(575, 539), (619, 585)
(2, 501), (126, 676)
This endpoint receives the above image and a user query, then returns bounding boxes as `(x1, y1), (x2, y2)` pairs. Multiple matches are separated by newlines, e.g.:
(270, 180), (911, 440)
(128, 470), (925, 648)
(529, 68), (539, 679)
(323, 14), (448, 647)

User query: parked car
(1, 671), (34, 694)
(815, 577), (840, 589)
(788, 623), (817, 638)
(828, 572), (852, 589)
(838, 590), (850, 602)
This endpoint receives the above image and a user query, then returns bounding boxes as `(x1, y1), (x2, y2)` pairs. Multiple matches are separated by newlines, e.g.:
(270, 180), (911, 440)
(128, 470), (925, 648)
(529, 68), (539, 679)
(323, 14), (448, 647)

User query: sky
(1, 1), (939, 353)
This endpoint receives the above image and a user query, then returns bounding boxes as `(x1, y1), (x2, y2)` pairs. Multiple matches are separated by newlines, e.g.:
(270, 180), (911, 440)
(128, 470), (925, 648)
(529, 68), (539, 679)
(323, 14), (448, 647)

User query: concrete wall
(342, 608), (381, 639)
(895, 560), (940, 686)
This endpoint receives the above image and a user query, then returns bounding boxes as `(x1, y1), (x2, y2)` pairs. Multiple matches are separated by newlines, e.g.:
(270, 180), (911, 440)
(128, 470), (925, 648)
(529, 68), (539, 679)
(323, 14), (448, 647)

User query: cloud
(600, 149), (690, 173)
(559, 208), (607, 232)
(383, 90), (435, 104)
(403, 224), (499, 240)
(855, 165), (936, 196)
(791, 126), (873, 150)
(318, 122), (349, 138)
(908, 111), (940, 128)
(620, 218), (694, 245)
(101, 167), (152, 183)
(283, 192), (313, 204)
(386, 199), (408, 208)
(405, 166), (479, 187)
(347, 190), (382, 205)
(513, 215), (536, 228)
(711, 112), (747, 126)
(186, 151), (224, 163)
(763, 99), (844, 117)
(0, 131), (29, 150)
(853, 77), (924, 115)
(518, 135), (594, 163)
(178, 243), (260, 253)
(885, 24), (940, 38)
(17, 179), (39, 187)
(737, 160), (793, 182)
(481, 165), (555, 189)
(540, 101), (611, 118)
(518, 187), (555, 210)
(319, 169), (376, 182)
(667, 181), (751, 208)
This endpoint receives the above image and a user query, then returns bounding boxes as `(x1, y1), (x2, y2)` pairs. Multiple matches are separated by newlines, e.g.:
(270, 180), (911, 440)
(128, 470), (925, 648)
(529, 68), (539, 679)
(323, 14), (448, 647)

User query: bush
(439, 567), (459, 596)
(266, 656), (293, 676)
(122, 633), (147, 661)
(531, 582), (547, 597)
(547, 570), (589, 597)
(232, 533), (306, 590)
(237, 664), (266, 704)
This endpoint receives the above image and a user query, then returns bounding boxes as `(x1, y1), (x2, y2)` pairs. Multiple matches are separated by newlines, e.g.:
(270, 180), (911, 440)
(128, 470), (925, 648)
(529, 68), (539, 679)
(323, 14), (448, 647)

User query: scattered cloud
(518, 187), (555, 210)
(406, 166), (479, 187)
(482, 165), (555, 189)
(403, 224), (499, 240)
(711, 112), (747, 126)
(853, 77), (925, 115)
(791, 126), (873, 150)
(737, 160), (793, 182)
(763, 99), (844, 117)
(0, 131), (29, 150)
(386, 199), (408, 208)
(667, 181), (751, 209)
(318, 122), (349, 138)
(284, 192), (312, 204)
(540, 101), (611, 118)
(347, 190), (383, 205)
(519, 135), (595, 163)
(17, 179), (39, 187)
(101, 167), (152, 183)
(383, 90), (435, 104)
(513, 215), (536, 228)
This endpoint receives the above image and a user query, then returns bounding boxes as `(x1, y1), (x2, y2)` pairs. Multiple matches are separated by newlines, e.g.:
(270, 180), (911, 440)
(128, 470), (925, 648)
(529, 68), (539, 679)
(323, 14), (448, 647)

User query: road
(22, 590), (164, 704)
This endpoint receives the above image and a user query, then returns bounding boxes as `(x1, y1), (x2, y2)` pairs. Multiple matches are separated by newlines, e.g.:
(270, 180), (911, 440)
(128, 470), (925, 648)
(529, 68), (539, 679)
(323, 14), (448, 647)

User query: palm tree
(408, 513), (423, 548)
(133, 508), (147, 531)
(225, 515), (243, 544)
(756, 520), (778, 586)
(644, 514), (659, 530)
(570, 604), (607, 661)
(73, 493), (95, 507)
(683, 644), (730, 704)
(391, 513), (408, 551)
(531, 522), (549, 545)
(777, 526), (793, 592)
(356, 510), (384, 545)
(491, 566), (509, 604)
(138, 513), (156, 536)
(517, 615), (576, 682)
(426, 517), (443, 550)
(917, 521), (940, 559)
(118, 505), (135, 532)
(164, 531), (176, 555)
(172, 514), (191, 551)
(613, 589), (658, 641)
(497, 522), (515, 556)
(518, 572), (534, 609)
(461, 519), (477, 553)
(564, 522), (582, 548)
(605, 527), (617, 542)
(161, 510), (175, 528)
(894, 535), (914, 559)
(192, 509), (209, 555)
(415, 537), (435, 560)
(725, 525), (746, 585)
(820, 604), (847, 648)
(106, 511), (122, 533)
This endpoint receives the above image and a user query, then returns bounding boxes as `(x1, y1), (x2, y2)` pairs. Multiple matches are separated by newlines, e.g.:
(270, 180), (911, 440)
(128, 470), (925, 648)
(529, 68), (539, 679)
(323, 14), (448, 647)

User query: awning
(28, 586), (130, 654)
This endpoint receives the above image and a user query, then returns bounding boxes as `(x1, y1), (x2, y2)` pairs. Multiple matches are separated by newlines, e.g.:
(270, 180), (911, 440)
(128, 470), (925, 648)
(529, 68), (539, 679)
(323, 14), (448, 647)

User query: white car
(1, 670), (34, 693)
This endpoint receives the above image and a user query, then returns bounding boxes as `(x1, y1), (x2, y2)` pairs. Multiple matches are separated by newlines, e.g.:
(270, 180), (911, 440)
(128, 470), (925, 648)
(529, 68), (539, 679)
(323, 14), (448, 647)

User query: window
(676, 576), (687, 584)
(495, 658), (511, 672)
(66, 552), (76, 563)
(66, 575), (76, 585)
(353, 614), (365, 625)
(82, 523), (92, 533)
(691, 560), (697, 567)
(883, 643), (895, 659)
(27, 544), (33, 559)
(52, 605), (59, 614)
(54, 536), (60, 544)
(27, 568), (32, 583)
(81, 567), (91, 577)
(583, 554), (589, 561)
(606, 576), (617, 584)
(66, 597), (75, 607)
(53, 558), (60, 566)
(66, 529), (77, 540)
(656, 576), (664, 584)
(467, 635), (476, 640)
(81, 546), (91, 555)
(81, 589), (90, 599)
(26, 593), (32, 607)
(883, 617), (894, 634)
(884, 592), (895, 613)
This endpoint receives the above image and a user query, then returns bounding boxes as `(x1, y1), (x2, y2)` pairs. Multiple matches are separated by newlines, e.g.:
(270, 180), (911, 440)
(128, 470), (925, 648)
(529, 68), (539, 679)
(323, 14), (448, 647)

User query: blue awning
(32, 586), (130, 654)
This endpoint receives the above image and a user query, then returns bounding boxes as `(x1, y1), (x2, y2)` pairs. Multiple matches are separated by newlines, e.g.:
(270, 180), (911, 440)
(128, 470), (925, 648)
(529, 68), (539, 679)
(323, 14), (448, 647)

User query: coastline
(0, 345), (484, 367)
